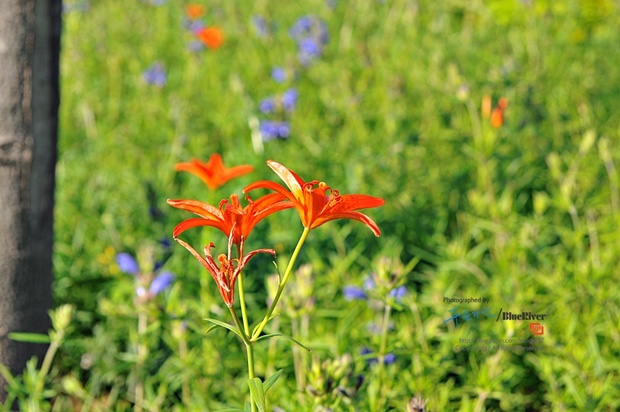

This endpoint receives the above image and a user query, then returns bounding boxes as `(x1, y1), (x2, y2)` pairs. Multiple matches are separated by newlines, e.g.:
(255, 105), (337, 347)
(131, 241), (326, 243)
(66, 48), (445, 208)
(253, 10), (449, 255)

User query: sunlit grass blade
(256, 333), (310, 352)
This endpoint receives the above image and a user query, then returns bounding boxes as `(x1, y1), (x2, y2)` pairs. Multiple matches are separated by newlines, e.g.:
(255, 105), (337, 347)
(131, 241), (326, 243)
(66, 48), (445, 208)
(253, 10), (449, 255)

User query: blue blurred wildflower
(289, 15), (314, 41)
(188, 19), (206, 35)
(359, 347), (396, 365)
(271, 67), (287, 83)
(142, 63), (166, 87)
(363, 276), (376, 291)
(384, 353), (397, 365)
(290, 15), (329, 65)
(298, 37), (322, 65)
(389, 286), (407, 302)
(116, 251), (175, 299)
(281, 88), (298, 112)
(343, 285), (368, 301)
(259, 120), (290, 141)
(259, 97), (277, 114)
(116, 253), (140, 275)
(149, 271), (175, 295)
(251, 15), (270, 37)
(187, 40), (205, 52)
(159, 237), (172, 252)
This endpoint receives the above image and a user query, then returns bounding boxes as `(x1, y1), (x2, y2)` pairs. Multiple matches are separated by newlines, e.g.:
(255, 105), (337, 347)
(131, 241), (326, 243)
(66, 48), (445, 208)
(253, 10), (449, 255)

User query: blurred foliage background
(24, 0), (620, 410)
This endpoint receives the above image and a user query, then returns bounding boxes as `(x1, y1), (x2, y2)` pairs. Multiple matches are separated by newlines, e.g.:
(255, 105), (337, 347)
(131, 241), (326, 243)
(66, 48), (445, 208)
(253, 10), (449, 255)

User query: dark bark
(0, 0), (62, 401)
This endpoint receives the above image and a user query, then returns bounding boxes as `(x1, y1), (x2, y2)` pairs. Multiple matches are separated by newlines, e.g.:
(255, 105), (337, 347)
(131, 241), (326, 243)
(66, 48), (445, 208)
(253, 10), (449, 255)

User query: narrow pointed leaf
(256, 333), (311, 351)
(8, 332), (51, 344)
(263, 369), (283, 393)
(204, 318), (243, 339)
(247, 378), (266, 412)
(251, 313), (281, 340)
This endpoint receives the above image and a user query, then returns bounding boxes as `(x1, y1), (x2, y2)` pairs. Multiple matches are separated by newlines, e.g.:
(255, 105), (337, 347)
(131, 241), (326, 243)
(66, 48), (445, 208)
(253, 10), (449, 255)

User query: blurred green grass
(51, 0), (620, 410)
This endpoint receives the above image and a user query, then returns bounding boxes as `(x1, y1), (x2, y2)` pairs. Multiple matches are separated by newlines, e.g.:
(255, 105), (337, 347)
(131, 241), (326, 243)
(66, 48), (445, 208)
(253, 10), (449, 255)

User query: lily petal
(266, 160), (305, 200)
(313, 211), (381, 236)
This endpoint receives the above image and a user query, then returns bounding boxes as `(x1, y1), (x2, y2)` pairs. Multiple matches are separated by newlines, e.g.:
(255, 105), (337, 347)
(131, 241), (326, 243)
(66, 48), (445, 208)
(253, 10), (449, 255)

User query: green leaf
(272, 261), (282, 284)
(216, 409), (246, 412)
(247, 377), (266, 412)
(0, 363), (17, 388)
(256, 333), (311, 351)
(203, 318), (243, 339)
(263, 369), (283, 393)
(244, 401), (252, 412)
(8, 333), (51, 344)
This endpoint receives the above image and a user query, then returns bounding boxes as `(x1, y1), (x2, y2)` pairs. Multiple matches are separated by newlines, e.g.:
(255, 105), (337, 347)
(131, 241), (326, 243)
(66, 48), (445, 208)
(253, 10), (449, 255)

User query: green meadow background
(20, 0), (620, 410)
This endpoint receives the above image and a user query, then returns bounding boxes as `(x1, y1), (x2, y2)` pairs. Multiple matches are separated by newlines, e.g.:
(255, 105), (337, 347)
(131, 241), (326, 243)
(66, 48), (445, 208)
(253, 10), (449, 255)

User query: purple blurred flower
(159, 237), (172, 251)
(116, 250), (175, 298)
(259, 120), (290, 141)
(389, 286), (407, 302)
(116, 253), (140, 275)
(143, 63), (166, 87)
(187, 40), (205, 52)
(281, 88), (298, 112)
(289, 15), (329, 65)
(251, 15), (270, 37)
(360, 347), (396, 365)
(259, 97), (277, 114)
(343, 285), (368, 301)
(289, 15), (314, 41)
(384, 353), (397, 365)
(298, 37), (322, 65)
(188, 19), (206, 35)
(149, 271), (175, 295)
(363, 276), (376, 291)
(271, 67), (287, 83)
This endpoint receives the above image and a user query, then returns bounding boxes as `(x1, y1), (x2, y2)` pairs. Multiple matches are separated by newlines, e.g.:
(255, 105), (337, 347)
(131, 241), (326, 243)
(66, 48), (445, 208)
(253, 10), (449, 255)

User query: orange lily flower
(174, 154), (253, 190)
(490, 97), (508, 128)
(167, 193), (293, 245)
(185, 4), (205, 20)
(175, 233), (275, 307)
(197, 27), (224, 49)
(244, 160), (385, 236)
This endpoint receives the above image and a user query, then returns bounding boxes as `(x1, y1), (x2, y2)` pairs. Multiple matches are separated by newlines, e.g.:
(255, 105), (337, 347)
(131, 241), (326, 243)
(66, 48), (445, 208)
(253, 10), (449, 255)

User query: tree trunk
(0, 0), (61, 401)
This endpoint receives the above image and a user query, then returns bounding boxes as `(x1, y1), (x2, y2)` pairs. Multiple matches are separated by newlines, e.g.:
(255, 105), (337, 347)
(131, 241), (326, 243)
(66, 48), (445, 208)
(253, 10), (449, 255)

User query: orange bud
(490, 108), (504, 128)
(481, 95), (492, 118)
(185, 4), (205, 20)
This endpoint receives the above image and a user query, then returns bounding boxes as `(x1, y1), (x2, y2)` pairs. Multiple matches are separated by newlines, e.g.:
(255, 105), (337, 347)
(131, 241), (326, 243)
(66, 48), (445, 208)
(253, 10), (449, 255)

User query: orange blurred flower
(167, 193), (293, 245)
(481, 95), (492, 119)
(244, 160), (385, 236)
(185, 4), (205, 20)
(197, 27), (224, 49)
(490, 97), (508, 128)
(174, 154), (252, 190)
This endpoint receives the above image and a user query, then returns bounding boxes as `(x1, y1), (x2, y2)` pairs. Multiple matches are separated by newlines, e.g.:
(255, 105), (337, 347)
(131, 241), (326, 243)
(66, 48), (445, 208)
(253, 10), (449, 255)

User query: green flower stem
(251, 227), (310, 341)
(34, 329), (64, 398)
(379, 301), (392, 359)
(135, 310), (148, 412)
(237, 272), (251, 335)
(374, 300), (392, 412)
(229, 305), (257, 412)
